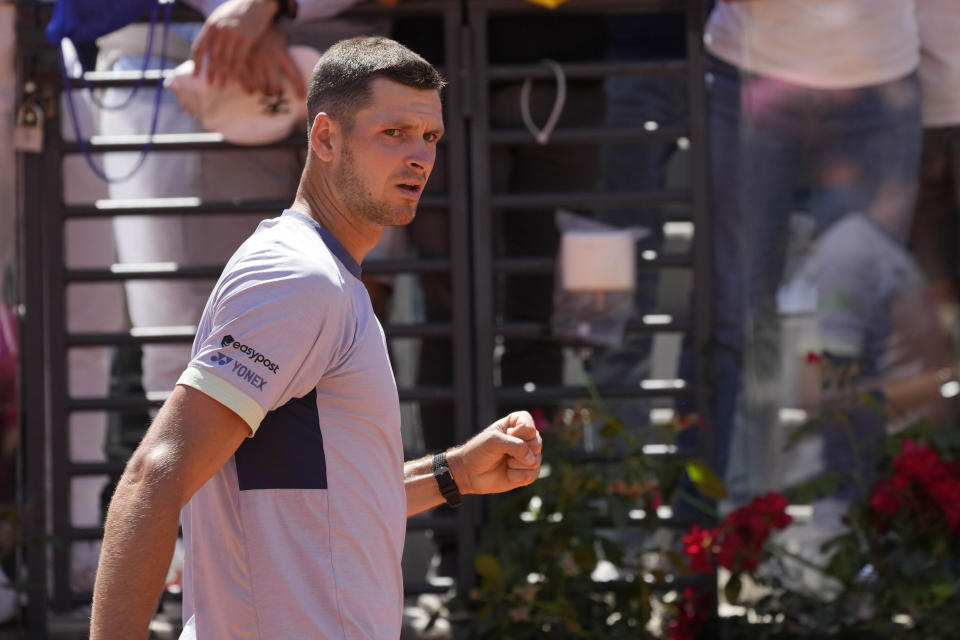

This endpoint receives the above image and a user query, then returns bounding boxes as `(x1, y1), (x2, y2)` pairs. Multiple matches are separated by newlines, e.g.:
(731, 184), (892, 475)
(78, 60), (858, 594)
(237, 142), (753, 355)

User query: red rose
(682, 492), (792, 575)
(869, 479), (900, 517)
(683, 525), (715, 575)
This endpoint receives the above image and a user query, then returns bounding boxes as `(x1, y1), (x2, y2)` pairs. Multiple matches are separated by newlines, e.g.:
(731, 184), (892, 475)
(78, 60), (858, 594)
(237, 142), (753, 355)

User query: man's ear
(309, 112), (337, 162)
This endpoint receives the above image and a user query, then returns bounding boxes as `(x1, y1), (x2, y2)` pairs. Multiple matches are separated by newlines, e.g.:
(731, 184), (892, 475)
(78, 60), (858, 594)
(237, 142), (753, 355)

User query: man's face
(334, 77), (444, 227)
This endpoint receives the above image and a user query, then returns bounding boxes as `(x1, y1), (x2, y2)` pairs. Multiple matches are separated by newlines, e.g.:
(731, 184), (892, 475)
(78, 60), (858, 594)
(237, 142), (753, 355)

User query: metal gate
(14, 0), (710, 634)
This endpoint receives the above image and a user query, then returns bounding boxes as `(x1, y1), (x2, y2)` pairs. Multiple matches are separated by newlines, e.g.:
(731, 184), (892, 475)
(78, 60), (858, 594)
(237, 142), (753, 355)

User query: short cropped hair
(306, 36), (446, 131)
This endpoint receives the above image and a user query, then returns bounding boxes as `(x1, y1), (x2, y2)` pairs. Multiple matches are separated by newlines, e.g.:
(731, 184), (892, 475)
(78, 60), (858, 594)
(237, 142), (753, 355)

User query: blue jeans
(683, 57), (921, 499)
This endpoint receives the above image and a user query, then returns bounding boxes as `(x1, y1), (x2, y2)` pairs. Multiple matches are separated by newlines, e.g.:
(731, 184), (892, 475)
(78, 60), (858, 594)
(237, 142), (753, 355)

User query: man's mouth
(396, 183), (423, 196)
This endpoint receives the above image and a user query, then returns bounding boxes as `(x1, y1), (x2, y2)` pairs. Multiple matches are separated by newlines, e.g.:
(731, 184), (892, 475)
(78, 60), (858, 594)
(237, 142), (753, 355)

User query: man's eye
(384, 129), (401, 137)
(424, 133), (439, 143)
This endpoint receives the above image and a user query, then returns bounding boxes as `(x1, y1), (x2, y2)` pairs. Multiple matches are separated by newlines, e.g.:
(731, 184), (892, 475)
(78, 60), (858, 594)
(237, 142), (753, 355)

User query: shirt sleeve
(177, 252), (353, 435)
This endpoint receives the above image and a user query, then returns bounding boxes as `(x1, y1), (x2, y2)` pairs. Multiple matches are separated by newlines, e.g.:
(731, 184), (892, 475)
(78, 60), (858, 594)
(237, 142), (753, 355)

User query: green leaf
(583, 370), (608, 413)
(602, 417), (625, 438)
(787, 471), (848, 504)
(928, 580), (955, 605)
(666, 550), (691, 576)
(724, 572), (743, 605)
(856, 390), (883, 412)
(824, 543), (856, 583)
(685, 459), (728, 499)
(475, 554), (502, 581)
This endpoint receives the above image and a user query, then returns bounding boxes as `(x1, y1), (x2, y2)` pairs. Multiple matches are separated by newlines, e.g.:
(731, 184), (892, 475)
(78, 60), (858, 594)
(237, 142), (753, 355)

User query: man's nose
(407, 142), (434, 172)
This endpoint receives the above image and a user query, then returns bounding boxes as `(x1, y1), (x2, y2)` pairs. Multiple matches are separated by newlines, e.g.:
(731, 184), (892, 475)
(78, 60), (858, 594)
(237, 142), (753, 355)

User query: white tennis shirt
(705, 0), (919, 90)
(175, 210), (405, 638)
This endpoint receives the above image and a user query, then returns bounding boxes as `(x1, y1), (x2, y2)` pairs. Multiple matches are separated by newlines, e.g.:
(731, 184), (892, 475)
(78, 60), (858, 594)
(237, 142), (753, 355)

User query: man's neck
(290, 174), (382, 266)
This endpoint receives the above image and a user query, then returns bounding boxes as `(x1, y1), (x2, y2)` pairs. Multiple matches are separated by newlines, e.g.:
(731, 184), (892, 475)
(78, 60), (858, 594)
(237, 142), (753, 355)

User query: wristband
(433, 452), (462, 508)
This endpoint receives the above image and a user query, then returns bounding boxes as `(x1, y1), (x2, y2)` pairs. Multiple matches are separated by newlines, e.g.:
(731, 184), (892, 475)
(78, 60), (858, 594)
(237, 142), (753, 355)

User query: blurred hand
(192, 0), (278, 88)
(448, 411), (543, 496)
(239, 26), (304, 97)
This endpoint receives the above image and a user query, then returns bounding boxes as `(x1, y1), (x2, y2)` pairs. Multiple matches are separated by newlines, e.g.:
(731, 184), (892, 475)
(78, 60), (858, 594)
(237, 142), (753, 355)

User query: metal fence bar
(65, 258), (452, 282)
(494, 255), (693, 273)
(495, 385), (693, 403)
(41, 74), (73, 613)
(496, 320), (693, 339)
(66, 385), (457, 412)
(66, 322), (455, 347)
(63, 133), (305, 153)
(489, 190), (690, 209)
(63, 195), (450, 218)
(64, 132), (448, 152)
(488, 59), (688, 80)
(441, 3), (482, 593)
(466, 3), (496, 432)
(489, 125), (688, 145)
(17, 61), (51, 640)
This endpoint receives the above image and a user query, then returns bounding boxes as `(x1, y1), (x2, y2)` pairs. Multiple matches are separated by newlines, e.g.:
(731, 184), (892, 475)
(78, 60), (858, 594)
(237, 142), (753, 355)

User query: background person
(697, 0), (923, 500)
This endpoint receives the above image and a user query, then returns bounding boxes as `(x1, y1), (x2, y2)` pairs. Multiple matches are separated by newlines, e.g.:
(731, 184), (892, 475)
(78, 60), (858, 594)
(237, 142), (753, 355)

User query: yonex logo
(230, 361), (267, 392)
(210, 352), (233, 366)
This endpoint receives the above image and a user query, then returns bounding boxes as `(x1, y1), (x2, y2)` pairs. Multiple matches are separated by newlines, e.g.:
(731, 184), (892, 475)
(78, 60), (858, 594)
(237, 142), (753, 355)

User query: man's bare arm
(405, 411), (543, 517)
(90, 385), (250, 640)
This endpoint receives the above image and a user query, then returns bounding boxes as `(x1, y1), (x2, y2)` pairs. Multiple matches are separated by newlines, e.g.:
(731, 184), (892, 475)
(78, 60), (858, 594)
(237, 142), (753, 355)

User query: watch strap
(433, 452), (462, 508)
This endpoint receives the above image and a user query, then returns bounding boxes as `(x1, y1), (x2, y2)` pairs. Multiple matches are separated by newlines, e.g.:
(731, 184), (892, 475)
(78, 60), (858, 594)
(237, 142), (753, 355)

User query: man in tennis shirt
(90, 37), (543, 639)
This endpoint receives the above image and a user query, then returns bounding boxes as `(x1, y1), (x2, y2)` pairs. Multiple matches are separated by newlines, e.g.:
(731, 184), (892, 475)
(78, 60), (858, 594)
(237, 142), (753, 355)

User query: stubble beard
(336, 146), (417, 227)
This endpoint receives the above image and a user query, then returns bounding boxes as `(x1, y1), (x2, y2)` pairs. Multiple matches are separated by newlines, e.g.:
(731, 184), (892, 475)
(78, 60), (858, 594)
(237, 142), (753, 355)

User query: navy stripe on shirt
(234, 389), (327, 490)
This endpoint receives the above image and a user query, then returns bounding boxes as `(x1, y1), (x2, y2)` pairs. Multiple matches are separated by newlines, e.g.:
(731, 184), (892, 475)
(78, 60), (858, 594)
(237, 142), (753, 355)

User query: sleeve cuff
(176, 366), (266, 436)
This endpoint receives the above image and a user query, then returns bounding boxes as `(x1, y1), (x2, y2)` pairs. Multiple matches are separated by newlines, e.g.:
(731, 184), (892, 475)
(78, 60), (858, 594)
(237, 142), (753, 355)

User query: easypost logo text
(219, 335), (280, 374)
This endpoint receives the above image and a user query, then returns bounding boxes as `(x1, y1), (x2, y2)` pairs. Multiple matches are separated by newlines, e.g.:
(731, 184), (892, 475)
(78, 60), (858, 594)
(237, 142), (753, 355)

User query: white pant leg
(101, 56), (300, 393)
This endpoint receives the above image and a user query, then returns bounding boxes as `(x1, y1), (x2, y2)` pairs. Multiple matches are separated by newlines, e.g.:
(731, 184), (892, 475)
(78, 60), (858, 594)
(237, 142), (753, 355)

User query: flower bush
(455, 383), (960, 639)
(704, 423), (960, 640)
(452, 398), (720, 639)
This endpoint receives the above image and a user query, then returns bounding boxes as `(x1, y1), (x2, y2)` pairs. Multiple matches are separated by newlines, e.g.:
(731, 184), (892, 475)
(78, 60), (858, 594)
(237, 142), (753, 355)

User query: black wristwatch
(272, 0), (298, 22)
(433, 452), (463, 508)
